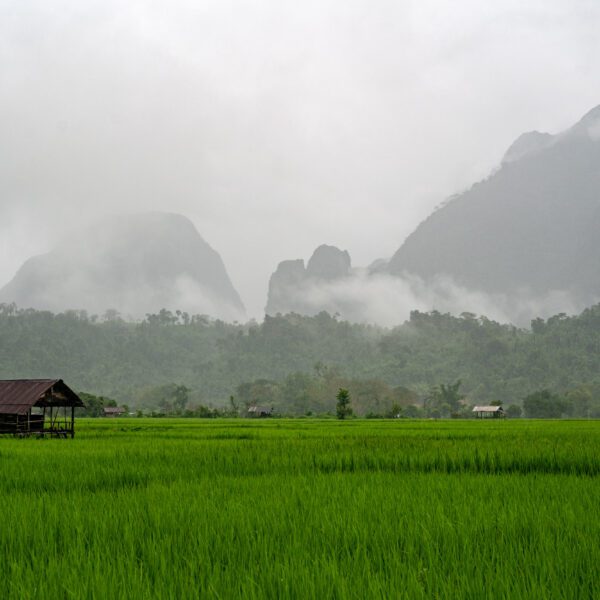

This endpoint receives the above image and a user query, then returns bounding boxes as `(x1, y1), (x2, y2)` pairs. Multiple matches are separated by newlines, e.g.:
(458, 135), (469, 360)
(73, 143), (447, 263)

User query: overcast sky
(2, 0), (600, 317)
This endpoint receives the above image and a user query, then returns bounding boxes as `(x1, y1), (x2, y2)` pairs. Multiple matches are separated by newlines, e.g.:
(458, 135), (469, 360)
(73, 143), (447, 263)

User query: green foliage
(425, 380), (464, 417)
(566, 385), (594, 418)
(3, 302), (600, 416)
(523, 389), (571, 418)
(336, 388), (352, 419)
(505, 404), (522, 418)
(0, 420), (598, 598)
(135, 383), (189, 413)
(235, 379), (279, 410)
(77, 391), (118, 417)
(173, 385), (190, 413)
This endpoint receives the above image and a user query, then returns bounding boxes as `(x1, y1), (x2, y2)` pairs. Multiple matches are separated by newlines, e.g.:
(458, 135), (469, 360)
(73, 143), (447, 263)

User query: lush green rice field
(1, 419), (599, 599)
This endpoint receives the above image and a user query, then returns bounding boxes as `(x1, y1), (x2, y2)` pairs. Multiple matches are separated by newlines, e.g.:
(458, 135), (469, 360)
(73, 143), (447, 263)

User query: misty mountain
(0, 212), (245, 320)
(263, 106), (600, 326)
(387, 105), (600, 307)
(266, 245), (352, 315)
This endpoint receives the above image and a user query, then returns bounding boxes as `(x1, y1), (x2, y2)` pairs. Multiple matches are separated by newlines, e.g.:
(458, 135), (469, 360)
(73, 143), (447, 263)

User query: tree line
(1, 302), (600, 416)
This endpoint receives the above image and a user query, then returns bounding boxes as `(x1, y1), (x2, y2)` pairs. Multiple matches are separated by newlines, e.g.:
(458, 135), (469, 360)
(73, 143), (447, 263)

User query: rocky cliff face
(266, 245), (352, 315)
(306, 245), (351, 280)
(386, 104), (600, 308)
(0, 212), (245, 320)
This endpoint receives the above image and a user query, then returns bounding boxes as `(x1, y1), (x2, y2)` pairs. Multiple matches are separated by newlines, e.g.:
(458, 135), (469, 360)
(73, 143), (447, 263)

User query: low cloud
(1, 271), (245, 323)
(275, 270), (587, 327)
(170, 275), (246, 323)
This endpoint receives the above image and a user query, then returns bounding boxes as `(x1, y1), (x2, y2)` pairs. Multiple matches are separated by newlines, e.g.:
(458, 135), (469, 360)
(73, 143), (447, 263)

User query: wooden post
(71, 406), (75, 439)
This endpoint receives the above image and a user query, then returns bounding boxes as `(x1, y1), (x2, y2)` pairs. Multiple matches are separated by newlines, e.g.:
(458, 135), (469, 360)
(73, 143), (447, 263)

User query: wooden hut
(247, 405), (272, 418)
(103, 406), (126, 418)
(472, 405), (505, 419)
(0, 379), (84, 437)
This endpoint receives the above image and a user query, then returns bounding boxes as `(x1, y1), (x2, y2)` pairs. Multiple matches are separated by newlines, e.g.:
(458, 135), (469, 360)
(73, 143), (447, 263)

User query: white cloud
(282, 271), (587, 327)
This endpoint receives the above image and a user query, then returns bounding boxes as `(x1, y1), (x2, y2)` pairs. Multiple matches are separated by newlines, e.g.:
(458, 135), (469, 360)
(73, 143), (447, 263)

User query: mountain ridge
(385, 103), (600, 307)
(0, 212), (245, 320)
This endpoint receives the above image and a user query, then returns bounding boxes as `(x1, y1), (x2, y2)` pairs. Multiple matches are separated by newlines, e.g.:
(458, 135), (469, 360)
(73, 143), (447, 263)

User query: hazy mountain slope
(0, 212), (245, 320)
(387, 105), (600, 305)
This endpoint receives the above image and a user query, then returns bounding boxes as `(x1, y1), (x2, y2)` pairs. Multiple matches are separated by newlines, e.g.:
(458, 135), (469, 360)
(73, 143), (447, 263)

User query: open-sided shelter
(472, 405), (505, 419)
(0, 379), (84, 437)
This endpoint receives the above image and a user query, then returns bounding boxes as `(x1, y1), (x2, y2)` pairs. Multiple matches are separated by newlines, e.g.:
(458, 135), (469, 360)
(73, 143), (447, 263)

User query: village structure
(472, 405), (505, 419)
(103, 406), (126, 417)
(0, 379), (84, 437)
(247, 405), (273, 418)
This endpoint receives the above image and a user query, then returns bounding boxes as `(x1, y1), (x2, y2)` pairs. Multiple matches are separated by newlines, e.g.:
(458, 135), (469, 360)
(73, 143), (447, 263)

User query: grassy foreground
(0, 419), (598, 599)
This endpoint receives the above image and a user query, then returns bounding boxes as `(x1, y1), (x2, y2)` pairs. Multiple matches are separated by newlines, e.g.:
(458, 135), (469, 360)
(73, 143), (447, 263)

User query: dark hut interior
(0, 379), (84, 437)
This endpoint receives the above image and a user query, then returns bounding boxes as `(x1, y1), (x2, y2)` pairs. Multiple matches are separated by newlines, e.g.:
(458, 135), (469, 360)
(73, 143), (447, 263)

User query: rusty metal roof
(0, 379), (84, 415)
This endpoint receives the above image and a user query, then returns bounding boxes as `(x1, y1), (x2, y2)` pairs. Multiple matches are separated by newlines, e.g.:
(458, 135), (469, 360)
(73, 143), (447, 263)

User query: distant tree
(77, 392), (118, 417)
(173, 385), (189, 413)
(385, 402), (402, 419)
(336, 388), (352, 420)
(505, 404), (522, 418)
(136, 383), (193, 414)
(102, 308), (122, 322)
(235, 379), (279, 410)
(426, 380), (464, 415)
(351, 379), (390, 415)
(439, 402), (452, 418)
(228, 395), (239, 416)
(187, 404), (217, 418)
(280, 372), (313, 414)
(523, 389), (570, 418)
(531, 317), (545, 334)
(389, 386), (419, 407)
(566, 385), (593, 418)
(403, 404), (422, 418)
(440, 381), (465, 411)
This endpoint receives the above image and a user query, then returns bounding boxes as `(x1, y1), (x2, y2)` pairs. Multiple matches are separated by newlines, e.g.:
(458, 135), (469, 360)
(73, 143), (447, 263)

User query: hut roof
(472, 405), (504, 412)
(247, 405), (272, 414)
(103, 407), (125, 415)
(0, 379), (84, 415)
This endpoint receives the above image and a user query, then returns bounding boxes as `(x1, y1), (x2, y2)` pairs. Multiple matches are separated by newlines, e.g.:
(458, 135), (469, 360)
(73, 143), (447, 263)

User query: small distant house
(0, 379), (84, 437)
(247, 405), (272, 418)
(103, 406), (126, 418)
(472, 405), (505, 419)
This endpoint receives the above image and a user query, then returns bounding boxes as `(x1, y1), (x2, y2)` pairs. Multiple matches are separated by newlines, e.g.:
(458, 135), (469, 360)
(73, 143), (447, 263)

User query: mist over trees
(1, 302), (600, 417)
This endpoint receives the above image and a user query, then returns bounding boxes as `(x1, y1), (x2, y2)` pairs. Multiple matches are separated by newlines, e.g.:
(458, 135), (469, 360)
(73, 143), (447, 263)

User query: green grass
(0, 419), (598, 599)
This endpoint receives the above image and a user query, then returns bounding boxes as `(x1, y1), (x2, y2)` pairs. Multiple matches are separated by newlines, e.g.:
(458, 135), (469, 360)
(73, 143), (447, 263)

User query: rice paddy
(0, 419), (598, 599)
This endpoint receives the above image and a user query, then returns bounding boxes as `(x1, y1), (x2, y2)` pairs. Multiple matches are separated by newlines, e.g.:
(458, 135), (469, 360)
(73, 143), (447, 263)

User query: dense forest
(1, 302), (599, 416)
